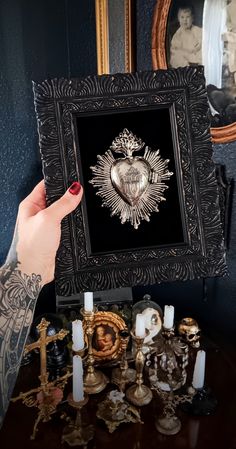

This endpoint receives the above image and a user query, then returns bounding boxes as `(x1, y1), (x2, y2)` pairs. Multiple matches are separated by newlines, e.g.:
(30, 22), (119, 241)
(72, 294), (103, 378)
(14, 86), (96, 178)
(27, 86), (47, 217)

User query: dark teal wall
(0, 0), (96, 265)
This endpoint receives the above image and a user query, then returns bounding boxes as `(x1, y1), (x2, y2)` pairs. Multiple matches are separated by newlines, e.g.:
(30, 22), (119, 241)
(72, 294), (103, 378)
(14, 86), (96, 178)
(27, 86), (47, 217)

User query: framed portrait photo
(152, 0), (236, 143)
(33, 68), (226, 296)
(86, 311), (127, 362)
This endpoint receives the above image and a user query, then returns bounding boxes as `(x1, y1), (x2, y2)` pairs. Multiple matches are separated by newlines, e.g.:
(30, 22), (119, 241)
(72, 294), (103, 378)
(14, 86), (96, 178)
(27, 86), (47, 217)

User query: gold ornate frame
(85, 311), (127, 362)
(151, 0), (236, 144)
(95, 0), (134, 74)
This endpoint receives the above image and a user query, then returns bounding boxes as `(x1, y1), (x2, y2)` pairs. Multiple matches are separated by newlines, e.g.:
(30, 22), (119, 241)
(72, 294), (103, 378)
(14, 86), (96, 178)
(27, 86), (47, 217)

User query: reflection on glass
(108, 0), (126, 73)
(203, 0), (236, 125)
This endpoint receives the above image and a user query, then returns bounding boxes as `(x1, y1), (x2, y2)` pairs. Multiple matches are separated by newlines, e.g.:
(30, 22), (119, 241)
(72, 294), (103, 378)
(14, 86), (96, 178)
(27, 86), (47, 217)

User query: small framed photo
(152, 0), (236, 143)
(89, 311), (127, 361)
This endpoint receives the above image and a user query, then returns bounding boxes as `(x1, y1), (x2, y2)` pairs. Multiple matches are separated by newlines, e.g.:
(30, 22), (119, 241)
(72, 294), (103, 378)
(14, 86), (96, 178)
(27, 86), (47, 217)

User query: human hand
(7, 180), (83, 285)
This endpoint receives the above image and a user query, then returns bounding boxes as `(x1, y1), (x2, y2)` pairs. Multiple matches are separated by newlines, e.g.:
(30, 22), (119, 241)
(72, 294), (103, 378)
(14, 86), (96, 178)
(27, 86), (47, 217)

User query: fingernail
(69, 182), (81, 195)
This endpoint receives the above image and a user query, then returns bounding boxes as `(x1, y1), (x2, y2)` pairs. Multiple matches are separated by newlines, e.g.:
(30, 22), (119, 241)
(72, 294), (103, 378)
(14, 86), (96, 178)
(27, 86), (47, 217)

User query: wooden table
(1, 335), (236, 449)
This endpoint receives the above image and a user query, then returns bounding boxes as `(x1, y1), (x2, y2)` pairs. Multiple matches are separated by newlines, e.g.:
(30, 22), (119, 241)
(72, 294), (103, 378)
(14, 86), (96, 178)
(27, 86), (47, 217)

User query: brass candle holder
(148, 325), (191, 435)
(96, 390), (142, 433)
(81, 307), (108, 394)
(126, 330), (153, 407)
(111, 328), (136, 391)
(151, 386), (195, 435)
(148, 325), (189, 391)
(61, 393), (94, 447)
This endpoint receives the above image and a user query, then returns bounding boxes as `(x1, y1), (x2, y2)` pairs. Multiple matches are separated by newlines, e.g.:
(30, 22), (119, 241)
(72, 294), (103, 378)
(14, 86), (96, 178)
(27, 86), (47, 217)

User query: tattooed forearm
(0, 262), (42, 428)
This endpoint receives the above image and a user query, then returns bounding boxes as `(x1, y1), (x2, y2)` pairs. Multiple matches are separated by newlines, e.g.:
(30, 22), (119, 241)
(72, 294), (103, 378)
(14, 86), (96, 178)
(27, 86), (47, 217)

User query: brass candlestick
(126, 330), (153, 406)
(81, 307), (108, 394)
(148, 325), (189, 391)
(111, 329), (136, 391)
(148, 325), (192, 435)
(12, 318), (71, 439)
(61, 393), (94, 447)
(151, 386), (195, 435)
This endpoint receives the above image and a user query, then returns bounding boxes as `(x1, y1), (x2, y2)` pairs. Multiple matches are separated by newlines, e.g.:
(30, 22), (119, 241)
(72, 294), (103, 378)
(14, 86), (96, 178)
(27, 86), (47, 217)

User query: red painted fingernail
(69, 182), (81, 195)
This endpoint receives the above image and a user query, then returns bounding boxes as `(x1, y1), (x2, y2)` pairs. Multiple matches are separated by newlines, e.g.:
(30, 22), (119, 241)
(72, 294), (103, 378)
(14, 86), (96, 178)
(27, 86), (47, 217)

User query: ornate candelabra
(111, 329), (136, 391)
(147, 325), (191, 435)
(61, 393), (94, 447)
(12, 318), (71, 439)
(126, 330), (153, 406)
(151, 385), (195, 435)
(149, 326), (189, 391)
(81, 307), (108, 394)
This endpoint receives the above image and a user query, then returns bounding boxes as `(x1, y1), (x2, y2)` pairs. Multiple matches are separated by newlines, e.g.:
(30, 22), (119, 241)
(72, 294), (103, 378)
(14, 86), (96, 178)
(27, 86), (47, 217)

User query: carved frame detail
(33, 67), (227, 295)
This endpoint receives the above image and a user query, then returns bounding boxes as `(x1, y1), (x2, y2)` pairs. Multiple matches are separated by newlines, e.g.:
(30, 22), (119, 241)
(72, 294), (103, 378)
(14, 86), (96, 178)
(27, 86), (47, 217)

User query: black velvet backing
(76, 107), (184, 255)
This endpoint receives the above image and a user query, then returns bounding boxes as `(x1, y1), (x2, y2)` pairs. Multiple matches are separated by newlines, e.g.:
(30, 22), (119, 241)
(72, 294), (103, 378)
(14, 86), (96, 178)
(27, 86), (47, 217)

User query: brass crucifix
(24, 317), (69, 390)
(12, 317), (71, 439)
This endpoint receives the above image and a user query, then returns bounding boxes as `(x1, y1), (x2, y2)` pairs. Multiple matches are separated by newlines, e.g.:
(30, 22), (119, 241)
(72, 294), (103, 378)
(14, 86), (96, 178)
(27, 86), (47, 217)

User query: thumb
(45, 182), (83, 222)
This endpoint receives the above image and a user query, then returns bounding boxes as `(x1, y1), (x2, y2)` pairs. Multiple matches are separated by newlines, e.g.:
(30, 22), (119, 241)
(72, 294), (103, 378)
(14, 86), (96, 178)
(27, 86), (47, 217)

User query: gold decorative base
(126, 384), (153, 407)
(155, 415), (181, 435)
(111, 367), (136, 389)
(61, 392), (94, 446)
(62, 423), (94, 446)
(96, 391), (143, 433)
(84, 370), (109, 394)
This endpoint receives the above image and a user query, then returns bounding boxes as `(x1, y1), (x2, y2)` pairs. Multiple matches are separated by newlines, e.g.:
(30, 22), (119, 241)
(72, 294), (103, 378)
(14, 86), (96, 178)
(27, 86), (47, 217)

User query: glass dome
(132, 294), (163, 345)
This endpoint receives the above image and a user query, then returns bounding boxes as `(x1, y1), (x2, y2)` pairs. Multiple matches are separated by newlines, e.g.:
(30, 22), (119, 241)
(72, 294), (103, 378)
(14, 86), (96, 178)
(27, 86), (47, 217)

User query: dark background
(0, 0), (236, 343)
(77, 107), (184, 254)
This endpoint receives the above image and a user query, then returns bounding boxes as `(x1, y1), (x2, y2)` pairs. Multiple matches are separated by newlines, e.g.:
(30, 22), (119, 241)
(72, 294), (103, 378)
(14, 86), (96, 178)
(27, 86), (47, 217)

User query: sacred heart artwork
(110, 159), (150, 206)
(90, 128), (173, 229)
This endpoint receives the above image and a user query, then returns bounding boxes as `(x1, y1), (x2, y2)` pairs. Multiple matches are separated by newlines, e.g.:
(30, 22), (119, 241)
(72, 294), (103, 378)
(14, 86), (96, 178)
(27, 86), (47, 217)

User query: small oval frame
(85, 311), (128, 362)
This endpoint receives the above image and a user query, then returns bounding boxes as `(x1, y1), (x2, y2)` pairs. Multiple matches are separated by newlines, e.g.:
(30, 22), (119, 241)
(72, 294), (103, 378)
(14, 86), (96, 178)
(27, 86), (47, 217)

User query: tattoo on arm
(0, 255), (42, 428)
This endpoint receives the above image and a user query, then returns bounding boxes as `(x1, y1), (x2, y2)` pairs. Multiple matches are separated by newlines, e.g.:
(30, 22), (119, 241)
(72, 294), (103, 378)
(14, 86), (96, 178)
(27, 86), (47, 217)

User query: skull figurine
(177, 317), (201, 348)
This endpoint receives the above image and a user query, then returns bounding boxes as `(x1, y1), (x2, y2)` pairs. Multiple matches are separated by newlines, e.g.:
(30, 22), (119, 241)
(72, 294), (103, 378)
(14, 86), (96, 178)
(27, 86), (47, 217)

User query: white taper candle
(73, 355), (84, 402)
(72, 319), (84, 351)
(135, 313), (146, 338)
(163, 305), (175, 329)
(192, 350), (206, 389)
(84, 291), (93, 312)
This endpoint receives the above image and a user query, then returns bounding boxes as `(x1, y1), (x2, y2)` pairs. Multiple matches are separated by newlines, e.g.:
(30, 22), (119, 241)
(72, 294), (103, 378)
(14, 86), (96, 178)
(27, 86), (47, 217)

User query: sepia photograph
(152, 0), (236, 139)
(167, 1), (204, 70)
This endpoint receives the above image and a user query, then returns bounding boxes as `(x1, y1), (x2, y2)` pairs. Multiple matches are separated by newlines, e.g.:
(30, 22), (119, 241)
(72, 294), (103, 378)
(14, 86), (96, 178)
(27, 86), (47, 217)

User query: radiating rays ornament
(90, 128), (173, 229)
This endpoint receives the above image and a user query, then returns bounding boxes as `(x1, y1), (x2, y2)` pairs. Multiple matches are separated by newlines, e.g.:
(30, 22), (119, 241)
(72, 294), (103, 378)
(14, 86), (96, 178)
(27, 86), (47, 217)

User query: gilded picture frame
(33, 68), (227, 295)
(95, 0), (134, 74)
(84, 311), (127, 361)
(151, 0), (236, 144)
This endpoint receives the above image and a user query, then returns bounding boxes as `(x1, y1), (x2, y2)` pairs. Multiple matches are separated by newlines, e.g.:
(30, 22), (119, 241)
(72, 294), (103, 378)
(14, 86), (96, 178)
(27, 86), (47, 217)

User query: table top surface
(1, 334), (236, 449)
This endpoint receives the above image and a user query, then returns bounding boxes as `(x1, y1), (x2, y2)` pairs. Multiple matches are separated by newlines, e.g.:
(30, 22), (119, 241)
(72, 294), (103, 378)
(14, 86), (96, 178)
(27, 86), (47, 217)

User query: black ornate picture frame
(33, 67), (227, 296)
